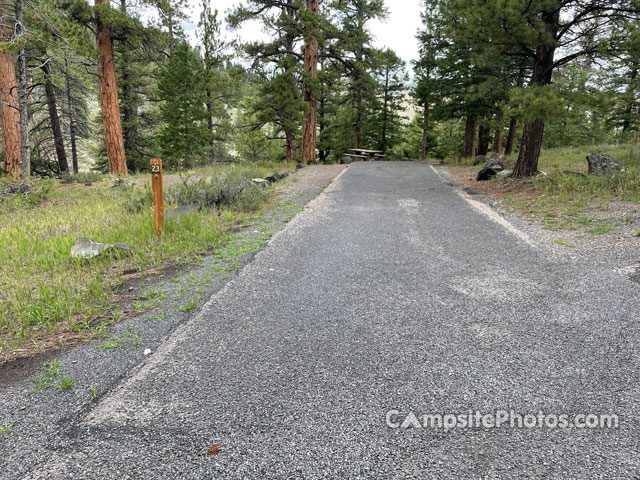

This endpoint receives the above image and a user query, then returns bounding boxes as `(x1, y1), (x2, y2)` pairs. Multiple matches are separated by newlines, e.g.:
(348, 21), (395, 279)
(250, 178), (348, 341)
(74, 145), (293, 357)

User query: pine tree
(157, 41), (209, 169)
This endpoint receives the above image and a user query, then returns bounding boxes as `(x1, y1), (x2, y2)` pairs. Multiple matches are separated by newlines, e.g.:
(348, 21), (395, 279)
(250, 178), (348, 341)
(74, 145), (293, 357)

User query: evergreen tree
(157, 41), (209, 169)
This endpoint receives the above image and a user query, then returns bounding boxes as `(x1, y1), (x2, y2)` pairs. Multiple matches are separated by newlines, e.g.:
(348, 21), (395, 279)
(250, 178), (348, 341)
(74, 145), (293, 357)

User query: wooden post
(150, 158), (164, 236)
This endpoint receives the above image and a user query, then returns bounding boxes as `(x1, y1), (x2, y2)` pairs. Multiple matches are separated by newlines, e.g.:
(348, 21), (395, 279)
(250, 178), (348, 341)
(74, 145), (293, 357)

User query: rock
(109, 178), (133, 188)
(84, 182), (93, 187)
(0, 181), (32, 197)
(71, 238), (136, 260)
(166, 204), (199, 220)
(563, 170), (587, 179)
(497, 169), (513, 178)
(473, 155), (487, 166)
(485, 153), (509, 168)
(476, 166), (501, 181)
(252, 178), (271, 188)
(296, 163), (304, 170)
(265, 172), (288, 183)
(587, 152), (623, 176)
(341, 156), (353, 165)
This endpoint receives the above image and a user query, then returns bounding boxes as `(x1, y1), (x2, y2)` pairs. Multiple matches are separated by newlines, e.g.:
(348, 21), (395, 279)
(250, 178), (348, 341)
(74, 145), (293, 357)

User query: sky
(182, 0), (424, 68)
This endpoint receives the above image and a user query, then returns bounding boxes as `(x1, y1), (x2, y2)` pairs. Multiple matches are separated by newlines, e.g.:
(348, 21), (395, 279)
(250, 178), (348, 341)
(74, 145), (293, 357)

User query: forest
(1, 0), (640, 177)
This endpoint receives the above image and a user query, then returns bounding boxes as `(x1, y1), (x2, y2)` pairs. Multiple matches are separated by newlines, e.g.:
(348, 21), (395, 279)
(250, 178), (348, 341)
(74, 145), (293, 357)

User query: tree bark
(461, 116), (476, 159)
(0, 26), (21, 178)
(95, 0), (127, 176)
(512, 9), (558, 177)
(504, 117), (517, 155)
(64, 58), (79, 174)
(477, 125), (490, 155)
(15, 0), (30, 178)
(421, 105), (429, 161)
(285, 128), (296, 163)
(493, 121), (503, 154)
(354, 77), (363, 149)
(302, 0), (319, 165)
(41, 59), (68, 173)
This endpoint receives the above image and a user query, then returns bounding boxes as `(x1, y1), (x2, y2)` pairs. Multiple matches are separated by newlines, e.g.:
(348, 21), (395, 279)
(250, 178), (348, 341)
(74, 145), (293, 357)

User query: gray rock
(476, 166), (501, 181)
(341, 156), (353, 165)
(71, 238), (136, 260)
(473, 155), (488, 166)
(265, 172), (288, 183)
(296, 163), (304, 170)
(485, 153), (509, 168)
(497, 169), (513, 178)
(109, 178), (133, 188)
(587, 152), (623, 176)
(166, 204), (199, 221)
(252, 178), (271, 188)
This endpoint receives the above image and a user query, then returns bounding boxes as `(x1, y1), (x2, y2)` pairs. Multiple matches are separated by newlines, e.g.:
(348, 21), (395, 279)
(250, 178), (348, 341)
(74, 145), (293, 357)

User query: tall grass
(0, 164), (288, 354)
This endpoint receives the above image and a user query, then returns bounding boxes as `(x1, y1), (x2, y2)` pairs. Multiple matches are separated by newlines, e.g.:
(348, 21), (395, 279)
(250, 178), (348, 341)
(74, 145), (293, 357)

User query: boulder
(497, 169), (513, 178)
(476, 166), (501, 181)
(587, 152), (623, 176)
(296, 163), (304, 170)
(252, 178), (271, 188)
(473, 155), (488, 166)
(71, 238), (135, 260)
(109, 178), (133, 188)
(341, 156), (353, 165)
(485, 153), (509, 168)
(265, 172), (288, 183)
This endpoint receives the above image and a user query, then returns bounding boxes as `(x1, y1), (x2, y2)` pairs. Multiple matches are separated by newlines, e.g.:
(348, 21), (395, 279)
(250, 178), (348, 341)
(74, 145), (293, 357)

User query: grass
(29, 360), (60, 391)
(0, 163), (289, 360)
(98, 329), (141, 351)
(0, 421), (18, 435)
(452, 144), (640, 235)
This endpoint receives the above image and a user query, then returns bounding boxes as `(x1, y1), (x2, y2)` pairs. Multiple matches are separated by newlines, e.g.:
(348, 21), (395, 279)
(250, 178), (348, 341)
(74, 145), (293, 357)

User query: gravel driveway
(2, 161), (639, 478)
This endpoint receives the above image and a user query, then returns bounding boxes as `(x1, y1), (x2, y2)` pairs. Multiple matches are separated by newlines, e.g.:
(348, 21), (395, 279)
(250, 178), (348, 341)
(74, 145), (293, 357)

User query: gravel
(1, 161), (638, 479)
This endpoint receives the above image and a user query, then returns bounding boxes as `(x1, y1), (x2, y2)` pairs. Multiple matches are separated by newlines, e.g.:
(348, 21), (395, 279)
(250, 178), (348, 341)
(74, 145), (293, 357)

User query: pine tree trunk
(285, 128), (296, 163)
(493, 124), (503, 154)
(477, 125), (490, 155)
(512, 9), (558, 178)
(95, 0), (127, 176)
(302, 0), (319, 165)
(354, 83), (363, 149)
(0, 26), (21, 178)
(64, 59), (79, 174)
(461, 116), (476, 159)
(318, 89), (328, 162)
(504, 117), (517, 155)
(421, 105), (429, 161)
(206, 89), (214, 161)
(41, 59), (68, 173)
(513, 119), (544, 177)
(15, 0), (30, 178)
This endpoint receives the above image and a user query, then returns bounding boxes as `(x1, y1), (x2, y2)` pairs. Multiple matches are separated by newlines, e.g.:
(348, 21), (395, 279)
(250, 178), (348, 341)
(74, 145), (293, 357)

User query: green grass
(179, 300), (198, 313)
(0, 164), (288, 359)
(28, 360), (61, 392)
(98, 329), (141, 351)
(0, 421), (18, 435)
(57, 376), (75, 391)
(494, 144), (640, 234)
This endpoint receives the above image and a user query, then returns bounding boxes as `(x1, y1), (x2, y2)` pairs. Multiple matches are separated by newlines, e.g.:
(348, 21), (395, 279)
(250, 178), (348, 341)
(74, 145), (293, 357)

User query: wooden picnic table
(349, 148), (383, 161)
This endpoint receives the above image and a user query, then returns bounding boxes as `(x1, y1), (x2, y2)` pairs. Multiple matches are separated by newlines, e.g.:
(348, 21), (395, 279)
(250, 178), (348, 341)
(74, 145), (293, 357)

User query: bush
(60, 172), (106, 184)
(124, 172), (270, 213)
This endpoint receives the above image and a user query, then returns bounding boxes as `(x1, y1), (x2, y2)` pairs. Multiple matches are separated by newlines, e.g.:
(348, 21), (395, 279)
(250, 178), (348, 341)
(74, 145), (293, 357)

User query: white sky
(182, 0), (423, 69)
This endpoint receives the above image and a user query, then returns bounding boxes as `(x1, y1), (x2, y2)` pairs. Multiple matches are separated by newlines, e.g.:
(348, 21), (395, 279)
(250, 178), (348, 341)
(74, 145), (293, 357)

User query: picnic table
(349, 148), (383, 161)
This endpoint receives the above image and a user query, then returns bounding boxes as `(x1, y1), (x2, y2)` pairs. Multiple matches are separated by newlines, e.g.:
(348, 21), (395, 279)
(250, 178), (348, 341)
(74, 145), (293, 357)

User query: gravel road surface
(2, 161), (639, 479)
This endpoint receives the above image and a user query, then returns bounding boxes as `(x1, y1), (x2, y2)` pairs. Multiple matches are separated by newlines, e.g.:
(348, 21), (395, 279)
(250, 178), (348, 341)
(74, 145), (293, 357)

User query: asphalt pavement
(3, 161), (639, 479)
